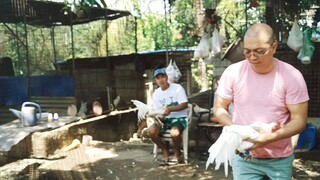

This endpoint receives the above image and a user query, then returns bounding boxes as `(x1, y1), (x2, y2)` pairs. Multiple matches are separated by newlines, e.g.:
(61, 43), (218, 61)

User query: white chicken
(192, 103), (209, 114)
(113, 95), (121, 108)
(77, 101), (87, 118)
(131, 100), (165, 124)
(206, 122), (277, 177)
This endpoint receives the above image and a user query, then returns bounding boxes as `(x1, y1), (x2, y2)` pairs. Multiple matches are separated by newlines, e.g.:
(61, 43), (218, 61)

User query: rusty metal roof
(0, 0), (131, 27)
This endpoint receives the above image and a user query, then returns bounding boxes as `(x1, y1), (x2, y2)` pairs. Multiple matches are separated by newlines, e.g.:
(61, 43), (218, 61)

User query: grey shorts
(232, 154), (294, 180)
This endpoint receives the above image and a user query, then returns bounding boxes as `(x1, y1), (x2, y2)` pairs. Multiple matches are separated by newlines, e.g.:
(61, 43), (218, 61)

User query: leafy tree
(143, 15), (169, 50)
(2, 0), (317, 79)
(171, 0), (198, 48)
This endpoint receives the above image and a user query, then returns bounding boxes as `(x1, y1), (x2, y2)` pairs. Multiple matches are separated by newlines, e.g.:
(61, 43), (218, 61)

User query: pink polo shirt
(217, 59), (309, 158)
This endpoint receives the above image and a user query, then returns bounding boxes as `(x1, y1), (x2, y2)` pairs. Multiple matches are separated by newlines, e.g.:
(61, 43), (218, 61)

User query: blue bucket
(296, 123), (317, 150)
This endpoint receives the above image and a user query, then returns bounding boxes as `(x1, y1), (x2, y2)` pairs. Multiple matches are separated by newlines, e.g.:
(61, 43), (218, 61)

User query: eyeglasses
(243, 43), (274, 57)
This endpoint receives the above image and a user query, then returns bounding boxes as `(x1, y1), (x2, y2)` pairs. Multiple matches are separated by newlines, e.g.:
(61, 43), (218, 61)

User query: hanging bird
(206, 122), (278, 177)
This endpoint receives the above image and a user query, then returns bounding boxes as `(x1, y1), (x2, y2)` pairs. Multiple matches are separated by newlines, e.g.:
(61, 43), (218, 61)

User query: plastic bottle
(53, 113), (59, 122)
(48, 113), (53, 123)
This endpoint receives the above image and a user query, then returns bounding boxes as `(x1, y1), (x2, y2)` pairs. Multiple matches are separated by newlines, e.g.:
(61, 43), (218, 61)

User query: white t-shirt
(152, 83), (188, 118)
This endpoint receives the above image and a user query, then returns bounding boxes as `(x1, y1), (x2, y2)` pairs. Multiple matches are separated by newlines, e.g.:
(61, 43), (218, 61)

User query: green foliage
(171, 0), (198, 48)
(146, 15), (169, 50)
(133, 0), (199, 51)
(136, 18), (156, 51)
(99, 17), (136, 56)
(0, 24), (26, 75)
(64, 0), (106, 8)
(217, 1), (247, 42)
(135, 13), (171, 51)
(2, 0), (316, 80)
(0, 24), (56, 75)
(298, 0), (320, 14)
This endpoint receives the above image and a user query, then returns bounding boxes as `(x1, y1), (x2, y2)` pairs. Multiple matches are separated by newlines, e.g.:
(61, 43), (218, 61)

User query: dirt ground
(1, 139), (320, 180)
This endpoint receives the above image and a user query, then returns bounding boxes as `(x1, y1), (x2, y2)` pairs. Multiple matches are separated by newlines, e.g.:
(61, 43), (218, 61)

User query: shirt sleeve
(176, 84), (188, 104)
(285, 69), (309, 104)
(217, 65), (235, 101)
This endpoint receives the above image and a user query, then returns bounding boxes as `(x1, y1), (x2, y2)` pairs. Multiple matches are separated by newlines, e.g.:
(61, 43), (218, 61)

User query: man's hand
(246, 122), (281, 150)
(163, 106), (171, 116)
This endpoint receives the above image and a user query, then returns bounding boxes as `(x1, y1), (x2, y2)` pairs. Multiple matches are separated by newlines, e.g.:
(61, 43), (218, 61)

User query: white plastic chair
(153, 104), (193, 164)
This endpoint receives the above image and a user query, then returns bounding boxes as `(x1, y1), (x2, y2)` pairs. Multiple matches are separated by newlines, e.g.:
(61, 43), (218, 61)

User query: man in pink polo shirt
(214, 23), (309, 180)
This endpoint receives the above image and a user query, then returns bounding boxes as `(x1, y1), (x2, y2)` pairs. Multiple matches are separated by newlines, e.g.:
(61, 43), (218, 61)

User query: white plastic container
(82, 135), (93, 146)
(48, 113), (53, 123)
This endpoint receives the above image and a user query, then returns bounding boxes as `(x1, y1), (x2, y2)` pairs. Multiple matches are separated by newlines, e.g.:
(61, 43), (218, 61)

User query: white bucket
(82, 135), (93, 146)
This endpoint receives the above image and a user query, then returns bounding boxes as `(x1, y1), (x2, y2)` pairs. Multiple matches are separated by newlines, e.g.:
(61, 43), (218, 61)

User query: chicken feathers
(131, 100), (165, 123)
(193, 103), (209, 113)
(206, 122), (277, 177)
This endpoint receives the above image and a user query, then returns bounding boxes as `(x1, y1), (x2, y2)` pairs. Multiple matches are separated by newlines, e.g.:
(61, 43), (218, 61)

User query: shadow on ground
(0, 140), (319, 180)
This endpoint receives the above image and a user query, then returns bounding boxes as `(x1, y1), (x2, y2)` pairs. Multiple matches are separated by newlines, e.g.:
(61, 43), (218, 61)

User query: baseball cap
(153, 68), (166, 78)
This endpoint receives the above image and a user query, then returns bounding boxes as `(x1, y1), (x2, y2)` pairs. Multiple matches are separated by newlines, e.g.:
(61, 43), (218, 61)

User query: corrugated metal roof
(0, 0), (131, 27)
(138, 49), (194, 55)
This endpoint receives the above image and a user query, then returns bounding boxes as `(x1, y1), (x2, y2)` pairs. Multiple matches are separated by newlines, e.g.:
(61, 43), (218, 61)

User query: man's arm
(213, 95), (233, 126)
(250, 101), (308, 149)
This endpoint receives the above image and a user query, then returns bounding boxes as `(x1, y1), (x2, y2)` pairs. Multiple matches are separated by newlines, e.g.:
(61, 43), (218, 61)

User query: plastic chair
(153, 104), (193, 164)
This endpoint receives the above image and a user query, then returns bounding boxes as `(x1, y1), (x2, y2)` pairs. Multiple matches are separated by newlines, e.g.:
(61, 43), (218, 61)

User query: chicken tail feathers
(131, 100), (150, 122)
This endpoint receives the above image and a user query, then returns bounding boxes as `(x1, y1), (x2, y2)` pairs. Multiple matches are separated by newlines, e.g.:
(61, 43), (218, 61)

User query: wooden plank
(197, 122), (223, 128)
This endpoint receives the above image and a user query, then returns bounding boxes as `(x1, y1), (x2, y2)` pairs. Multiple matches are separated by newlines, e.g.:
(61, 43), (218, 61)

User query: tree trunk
(194, 0), (204, 37)
(198, 59), (208, 92)
(194, 0), (208, 91)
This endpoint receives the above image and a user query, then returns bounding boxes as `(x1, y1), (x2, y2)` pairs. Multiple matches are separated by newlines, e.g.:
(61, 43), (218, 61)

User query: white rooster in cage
(206, 122), (279, 177)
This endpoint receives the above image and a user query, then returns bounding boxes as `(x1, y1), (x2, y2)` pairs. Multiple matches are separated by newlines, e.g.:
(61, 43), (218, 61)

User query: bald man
(213, 23), (309, 179)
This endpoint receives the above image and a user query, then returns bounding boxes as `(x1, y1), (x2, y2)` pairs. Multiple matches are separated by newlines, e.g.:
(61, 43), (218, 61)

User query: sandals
(157, 159), (180, 166)
(157, 158), (180, 166)
(168, 159), (179, 166)
(157, 159), (169, 166)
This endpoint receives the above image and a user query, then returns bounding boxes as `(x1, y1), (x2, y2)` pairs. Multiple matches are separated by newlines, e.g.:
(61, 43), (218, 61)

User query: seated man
(148, 67), (189, 165)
